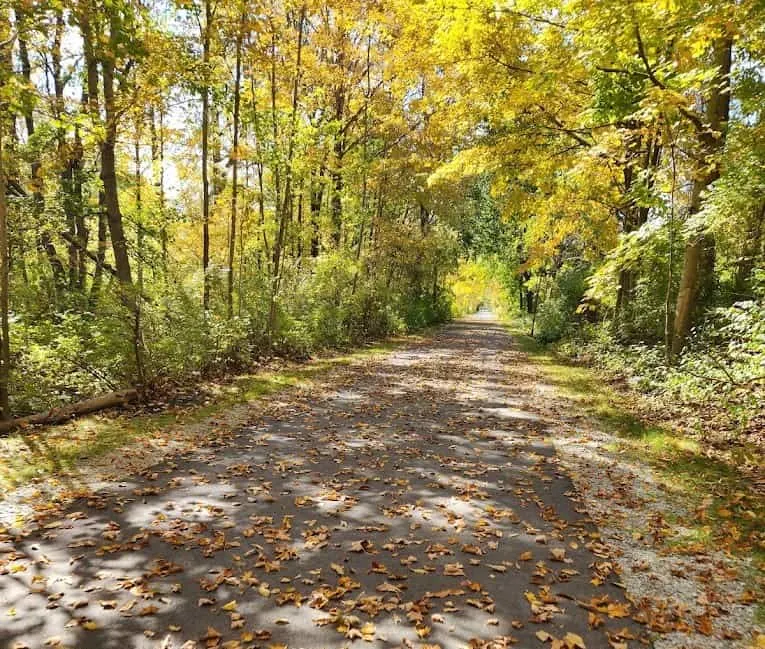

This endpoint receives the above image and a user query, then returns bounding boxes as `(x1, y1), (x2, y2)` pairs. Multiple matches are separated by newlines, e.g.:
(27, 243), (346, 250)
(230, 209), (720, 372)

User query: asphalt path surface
(0, 319), (647, 649)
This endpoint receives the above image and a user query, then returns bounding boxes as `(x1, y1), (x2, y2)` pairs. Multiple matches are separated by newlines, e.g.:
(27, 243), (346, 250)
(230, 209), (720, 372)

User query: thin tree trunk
(268, 7), (305, 339)
(15, 8), (67, 292)
(151, 106), (168, 273)
(530, 272), (547, 338)
(0, 119), (10, 419)
(249, 75), (269, 264)
(73, 115), (87, 289)
(90, 211), (108, 305)
(664, 141), (677, 361)
(201, 0), (212, 311)
(296, 181), (304, 262)
(134, 130), (144, 293)
(331, 148), (343, 248)
(733, 202), (764, 298)
(310, 166), (325, 257)
(351, 35), (372, 297)
(100, 15), (142, 384)
(100, 53), (133, 288)
(0, 8), (12, 416)
(79, 10), (107, 304)
(228, 18), (243, 319)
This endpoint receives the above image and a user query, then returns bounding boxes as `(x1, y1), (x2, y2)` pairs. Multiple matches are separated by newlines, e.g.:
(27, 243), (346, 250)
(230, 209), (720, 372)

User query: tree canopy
(0, 0), (762, 421)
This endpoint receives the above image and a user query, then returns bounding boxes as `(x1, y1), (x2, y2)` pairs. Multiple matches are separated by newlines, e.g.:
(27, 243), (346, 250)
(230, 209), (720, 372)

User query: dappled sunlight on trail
(0, 321), (646, 649)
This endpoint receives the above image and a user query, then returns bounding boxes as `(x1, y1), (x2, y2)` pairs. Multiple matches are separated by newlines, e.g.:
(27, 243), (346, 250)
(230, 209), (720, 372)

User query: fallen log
(0, 389), (138, 435)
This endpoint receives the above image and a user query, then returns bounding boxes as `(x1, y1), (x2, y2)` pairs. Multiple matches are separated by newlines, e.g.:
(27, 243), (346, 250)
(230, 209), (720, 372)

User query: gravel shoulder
(505, 330), (763, 649)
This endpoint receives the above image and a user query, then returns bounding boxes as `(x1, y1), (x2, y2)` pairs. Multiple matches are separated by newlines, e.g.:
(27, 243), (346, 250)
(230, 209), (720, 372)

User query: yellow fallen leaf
(331, 562), (345, 576)
(564, 632), (586, 648)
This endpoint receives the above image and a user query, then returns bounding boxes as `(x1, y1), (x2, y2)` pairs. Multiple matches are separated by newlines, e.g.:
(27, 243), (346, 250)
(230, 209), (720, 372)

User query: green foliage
(534, 265), (589, 343)
(558, 284), (765, 431)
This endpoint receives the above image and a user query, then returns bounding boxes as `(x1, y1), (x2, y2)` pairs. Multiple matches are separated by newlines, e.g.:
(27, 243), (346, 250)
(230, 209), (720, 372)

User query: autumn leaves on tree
(0, 0), (762, 420)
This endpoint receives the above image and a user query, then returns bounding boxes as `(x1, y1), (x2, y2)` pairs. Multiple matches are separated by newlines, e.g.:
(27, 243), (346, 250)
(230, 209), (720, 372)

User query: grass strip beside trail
(504, 321), (764, 575)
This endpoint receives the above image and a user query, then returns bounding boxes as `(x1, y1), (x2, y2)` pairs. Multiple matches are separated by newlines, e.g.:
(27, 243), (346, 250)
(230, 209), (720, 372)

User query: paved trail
(0, 319), (646, 649)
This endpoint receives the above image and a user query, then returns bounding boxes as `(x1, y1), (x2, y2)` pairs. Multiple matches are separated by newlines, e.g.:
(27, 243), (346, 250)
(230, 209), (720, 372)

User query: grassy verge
(0, 331), (428, 493)
(504, 320), (764, 575)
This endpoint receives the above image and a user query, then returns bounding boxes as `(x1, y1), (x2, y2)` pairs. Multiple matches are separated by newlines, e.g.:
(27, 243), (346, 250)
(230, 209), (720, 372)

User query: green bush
(534, 265), (589, 343)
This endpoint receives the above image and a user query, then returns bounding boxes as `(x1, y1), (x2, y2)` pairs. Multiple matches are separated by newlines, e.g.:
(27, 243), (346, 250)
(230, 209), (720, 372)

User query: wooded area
(0, 0), (762, 429)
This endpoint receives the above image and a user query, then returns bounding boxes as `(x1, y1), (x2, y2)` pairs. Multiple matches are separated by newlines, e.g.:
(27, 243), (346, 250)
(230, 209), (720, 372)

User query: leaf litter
(1, 320), (759, 648)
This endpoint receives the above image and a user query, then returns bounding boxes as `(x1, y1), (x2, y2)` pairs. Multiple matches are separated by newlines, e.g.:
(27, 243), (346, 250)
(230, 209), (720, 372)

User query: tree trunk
(310, 166), (325, 257)
(0, 389), (138, 435)
(0, 8), (11, 417)
(79, 10), (107, 303)
(150, 107), (168, 273)
(15, 8), (67, 292)
(671, 38), (733, 357)
(330, 82), (346, 248)
(733, 201), (764, 298)
(228, 19), (243, 319)
(51, 10), (82, 290)
(269, 7), (305, 339)
(100, 54), (133, 289)
(296, 182), (304, 261)
(201, 0), (212, 311)
(134, 131), (144, 293)
(330, 153), (343, 248)
(90, 211), (108, 306)
(0, 121), (10, 419)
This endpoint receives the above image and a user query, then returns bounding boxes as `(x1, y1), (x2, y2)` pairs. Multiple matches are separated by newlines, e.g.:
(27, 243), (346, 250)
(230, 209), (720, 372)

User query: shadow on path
(0, 319), (648, 649)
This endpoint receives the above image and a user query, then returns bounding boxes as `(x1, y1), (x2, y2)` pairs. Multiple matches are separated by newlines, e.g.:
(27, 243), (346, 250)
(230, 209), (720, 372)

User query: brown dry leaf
(443, 562), (465, 576)
(201, 627), (221, 641)
(139, 605), (160, 616)
(461, 544), (483, 556)
(331, 562), (345, 576)
(588, 612), (603, 629)
(360, 622), (376, 641)
(694, 614), (714, 636)
(563, 632), (586, 648)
